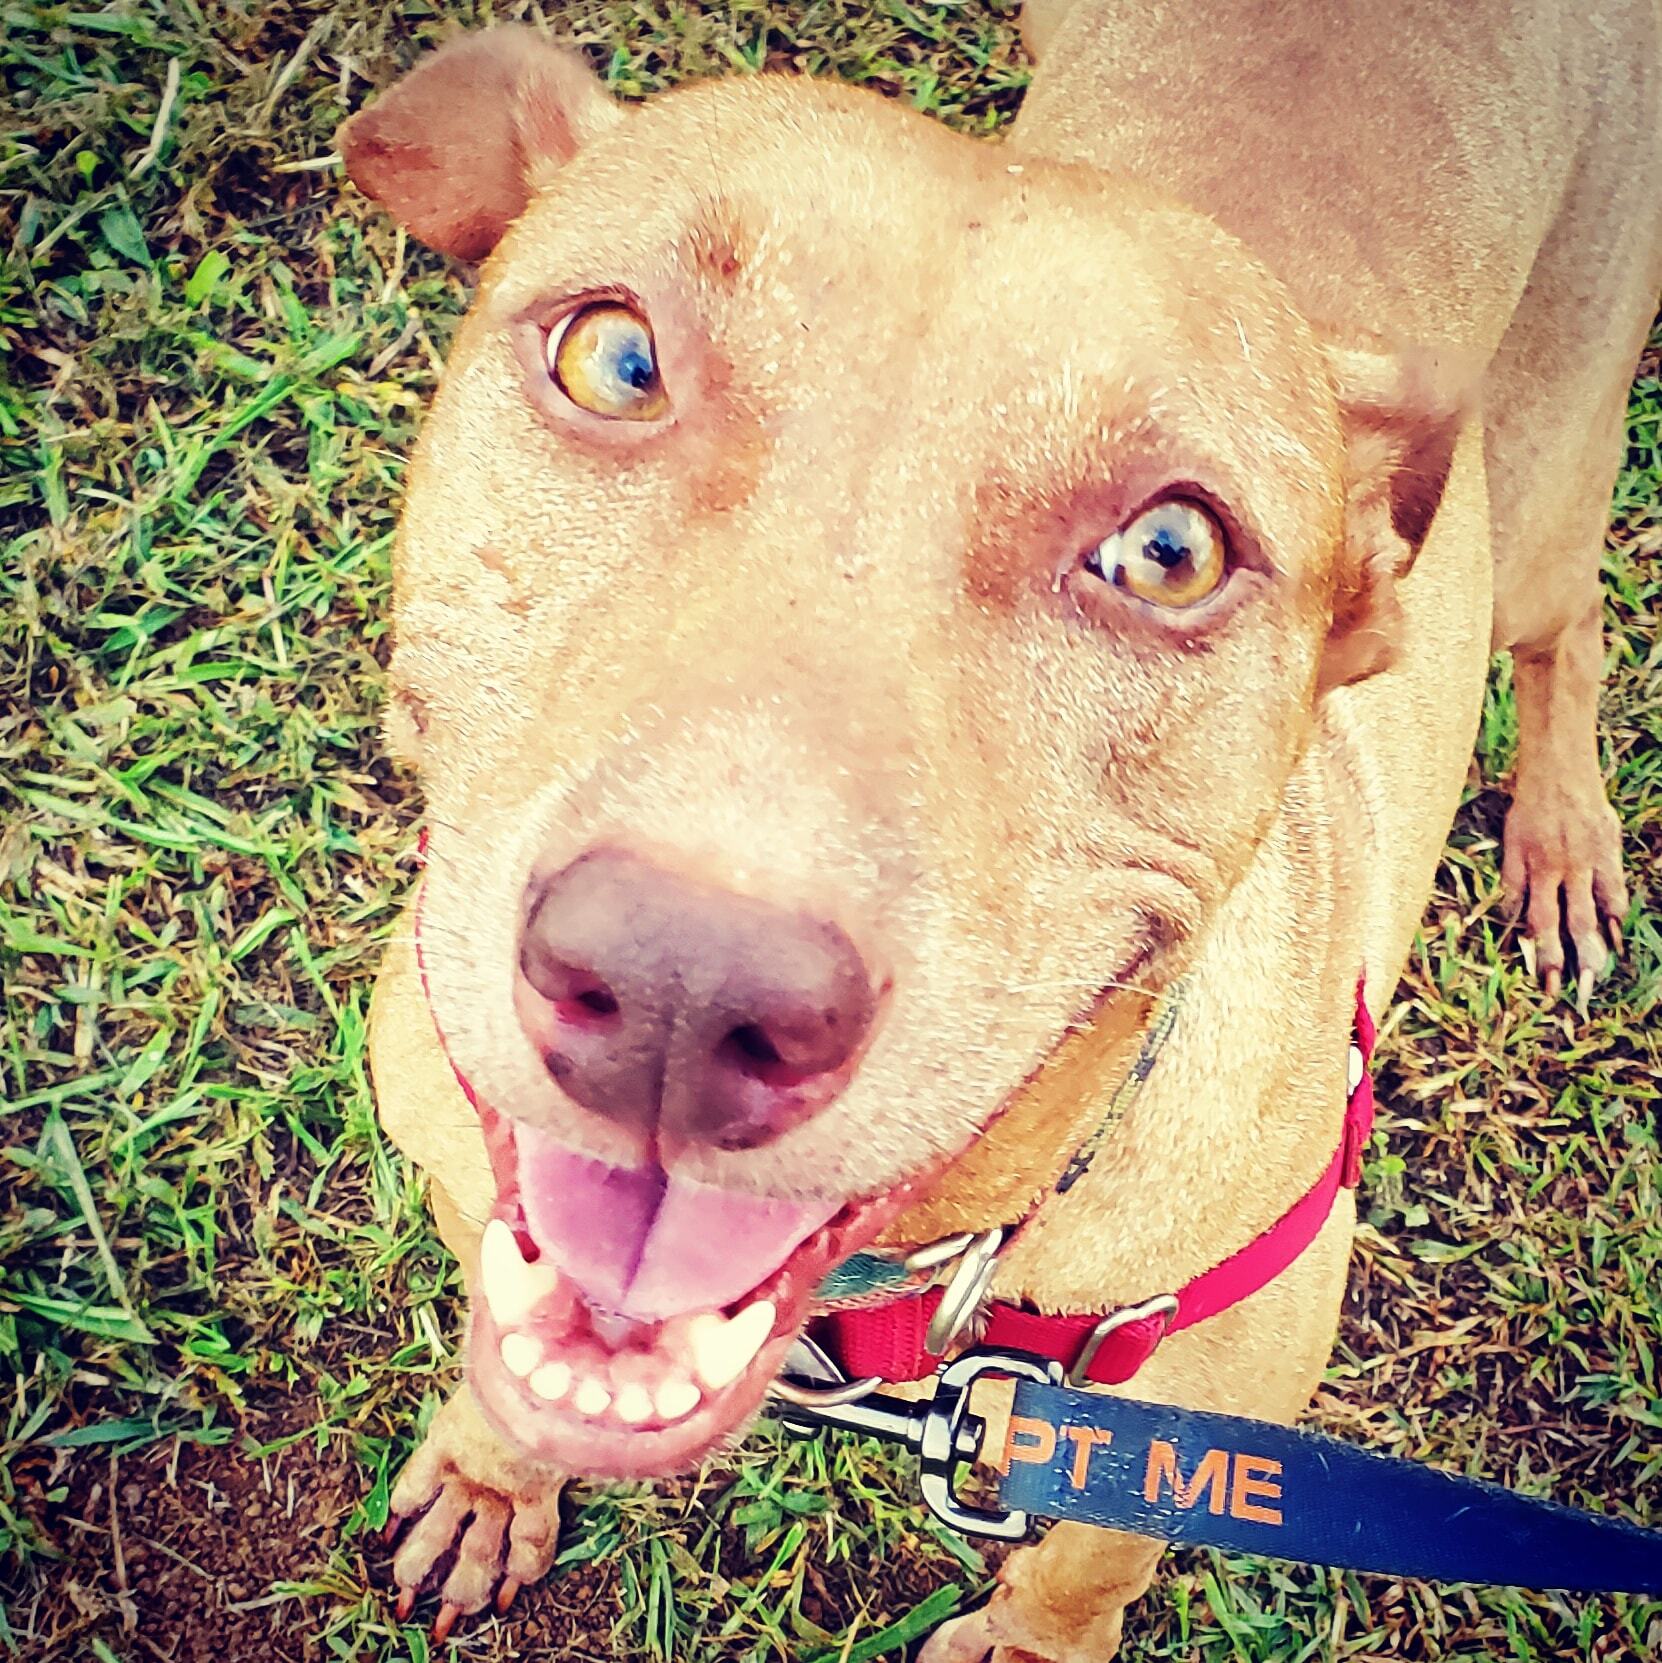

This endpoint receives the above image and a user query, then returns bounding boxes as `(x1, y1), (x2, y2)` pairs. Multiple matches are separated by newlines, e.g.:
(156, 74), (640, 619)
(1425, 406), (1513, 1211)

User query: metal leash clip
(768, 1333), (882, 1412)
(767, 1346), (1062, 1540)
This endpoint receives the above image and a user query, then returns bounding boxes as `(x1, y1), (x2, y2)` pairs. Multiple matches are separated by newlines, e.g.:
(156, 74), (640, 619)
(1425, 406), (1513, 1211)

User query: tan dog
(342, 4), (1662, 1655)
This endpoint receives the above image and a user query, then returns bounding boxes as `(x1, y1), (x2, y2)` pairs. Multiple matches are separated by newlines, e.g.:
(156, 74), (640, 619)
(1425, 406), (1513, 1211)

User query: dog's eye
(1084, 498), (1226, 609)
(546, 302), (669, 421)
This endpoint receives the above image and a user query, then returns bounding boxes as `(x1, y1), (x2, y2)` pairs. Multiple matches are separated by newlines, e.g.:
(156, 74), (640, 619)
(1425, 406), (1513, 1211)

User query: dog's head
(341, 28), (1462, 1475)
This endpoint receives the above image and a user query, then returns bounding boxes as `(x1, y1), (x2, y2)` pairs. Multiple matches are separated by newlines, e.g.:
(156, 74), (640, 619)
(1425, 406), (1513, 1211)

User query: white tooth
(655, 1378), (701, 1422)
(574, 1378), (612, 1417)
(479, 1218), (562, 1327)
(500, 1333), (543, 1378)
(689, 1300), (776, 1391)
(686, 1314), (728, 1384)
(615, 1385), (654, 1425)
(731, 1298), (777, 1362)
(529, 1361), (571, 1403)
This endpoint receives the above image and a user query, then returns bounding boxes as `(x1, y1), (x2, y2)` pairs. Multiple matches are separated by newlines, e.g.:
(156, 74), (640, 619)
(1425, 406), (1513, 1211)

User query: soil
(24, 1396), (358, 1662)
(20, 1384), (962, 1662)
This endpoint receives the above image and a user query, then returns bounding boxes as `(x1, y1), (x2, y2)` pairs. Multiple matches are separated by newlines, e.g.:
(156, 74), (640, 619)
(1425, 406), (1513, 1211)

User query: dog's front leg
(369, 921), (565, 1630)
(387, 1380), (565, 1633)
(920, 1524), (1164, 1663)
(1501, 600), (1628, 1007)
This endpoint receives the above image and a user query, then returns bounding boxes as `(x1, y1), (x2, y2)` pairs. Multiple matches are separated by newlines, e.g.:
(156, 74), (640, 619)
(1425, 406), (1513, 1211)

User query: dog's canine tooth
(574, 1378), (613, 1417)
(529, 1361), (572, 1402)
(480, 1217), (562, 1326)
(655, 1378), (701, 1421)
(689, 1300), (776, 1390)
(614, 1384), (654, 1424)
(500, 1332), (543, 1378)
(730, 1298), (777, 1365)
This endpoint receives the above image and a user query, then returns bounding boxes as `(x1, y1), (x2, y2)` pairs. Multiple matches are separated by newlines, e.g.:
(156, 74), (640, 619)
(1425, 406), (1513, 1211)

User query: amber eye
(546, 302), (669, 421)
(1083, 498), (1227, 609)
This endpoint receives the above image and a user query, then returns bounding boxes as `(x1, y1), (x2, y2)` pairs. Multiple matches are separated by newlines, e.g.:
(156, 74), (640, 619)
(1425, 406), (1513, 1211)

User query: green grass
(1, 2), (1659, 1659)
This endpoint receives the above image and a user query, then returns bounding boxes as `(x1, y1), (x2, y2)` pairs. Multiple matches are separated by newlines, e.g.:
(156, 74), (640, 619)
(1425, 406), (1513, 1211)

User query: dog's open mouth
(467, 1121), (911, 1477)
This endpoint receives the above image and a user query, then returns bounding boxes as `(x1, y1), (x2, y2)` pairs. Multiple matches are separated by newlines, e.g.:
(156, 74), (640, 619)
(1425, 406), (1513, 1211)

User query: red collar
(812, 983), (1376, 1389)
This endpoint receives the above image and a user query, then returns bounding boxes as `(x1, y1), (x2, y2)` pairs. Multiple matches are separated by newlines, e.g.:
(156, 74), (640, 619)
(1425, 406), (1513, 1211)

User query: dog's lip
(466, 1178), (907, 1477)
(460, 944), (1169, 1471)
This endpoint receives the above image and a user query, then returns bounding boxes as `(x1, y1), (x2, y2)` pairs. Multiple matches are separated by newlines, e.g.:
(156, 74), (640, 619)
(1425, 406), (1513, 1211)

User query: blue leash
(768, 1348), (1662, 1593)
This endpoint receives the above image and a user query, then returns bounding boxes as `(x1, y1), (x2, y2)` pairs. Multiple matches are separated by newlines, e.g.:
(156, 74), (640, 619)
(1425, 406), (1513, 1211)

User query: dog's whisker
(998, 977), (1164, 1000)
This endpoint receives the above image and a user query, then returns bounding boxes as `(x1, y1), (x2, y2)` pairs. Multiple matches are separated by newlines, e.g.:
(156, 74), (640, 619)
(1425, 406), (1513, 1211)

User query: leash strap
(770, 1348), (1662, 1590)
(996, 1373), (1662, 1593)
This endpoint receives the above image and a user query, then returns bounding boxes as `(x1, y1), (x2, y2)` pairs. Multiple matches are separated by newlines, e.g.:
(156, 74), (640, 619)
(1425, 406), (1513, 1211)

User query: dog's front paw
(917, 1604), (997, 1663)
(917, 1586), (1125, 1663)
(918, 1603), (1012, 1663)
(919, 1523), (1159, 1663)
(1502, 773), (1627, 1012)
(385, 1384), (565, 1639)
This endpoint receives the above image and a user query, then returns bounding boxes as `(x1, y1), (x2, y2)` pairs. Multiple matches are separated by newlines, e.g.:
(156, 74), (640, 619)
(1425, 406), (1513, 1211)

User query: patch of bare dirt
(14, 1389), (965, 1661)
(19, 1399), (356, 1661)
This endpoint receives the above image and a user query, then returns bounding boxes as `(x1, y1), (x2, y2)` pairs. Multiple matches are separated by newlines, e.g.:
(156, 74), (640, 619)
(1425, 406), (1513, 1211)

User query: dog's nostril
(716, 1012), (855, 1087)
(572, 985), (619, 1019)
(533, 963), (622, 1029)
(722, 1022), (785, 1074)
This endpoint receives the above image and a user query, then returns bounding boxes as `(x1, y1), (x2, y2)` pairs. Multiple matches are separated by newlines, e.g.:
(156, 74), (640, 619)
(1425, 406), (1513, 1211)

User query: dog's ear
(337, 27), (625, 261)
(1317, 344), (1475, 693)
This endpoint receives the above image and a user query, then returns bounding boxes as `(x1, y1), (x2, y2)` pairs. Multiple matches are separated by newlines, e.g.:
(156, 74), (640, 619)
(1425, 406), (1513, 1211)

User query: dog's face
(342, 30), (1456, 1475)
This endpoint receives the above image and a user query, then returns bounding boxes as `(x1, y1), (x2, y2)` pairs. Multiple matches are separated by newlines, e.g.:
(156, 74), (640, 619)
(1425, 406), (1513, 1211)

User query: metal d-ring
(902, 1231), (977, 1275)
(769, 1373), (885, 1408)
(1067, 1292), (1180, 1386)
(924, 1227), (1006, 1356)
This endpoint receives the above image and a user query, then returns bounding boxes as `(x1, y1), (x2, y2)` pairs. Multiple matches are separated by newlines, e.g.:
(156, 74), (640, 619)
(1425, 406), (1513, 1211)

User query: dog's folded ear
(337, 27), (625, 261)
(1318, 343), (1478, 692)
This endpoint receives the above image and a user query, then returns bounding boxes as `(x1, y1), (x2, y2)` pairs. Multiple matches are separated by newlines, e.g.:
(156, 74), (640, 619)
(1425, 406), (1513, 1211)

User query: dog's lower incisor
(338, 1), (1662, 1654)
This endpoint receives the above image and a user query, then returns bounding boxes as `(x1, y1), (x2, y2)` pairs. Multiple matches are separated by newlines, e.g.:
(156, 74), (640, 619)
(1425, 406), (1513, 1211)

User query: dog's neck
(986, 725), (1374, 1313)
(872, 983), (1160, 1247)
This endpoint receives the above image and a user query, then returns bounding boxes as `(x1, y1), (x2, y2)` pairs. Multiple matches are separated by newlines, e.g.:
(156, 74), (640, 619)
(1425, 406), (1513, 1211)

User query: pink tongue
(515, 1127), (841, 1321)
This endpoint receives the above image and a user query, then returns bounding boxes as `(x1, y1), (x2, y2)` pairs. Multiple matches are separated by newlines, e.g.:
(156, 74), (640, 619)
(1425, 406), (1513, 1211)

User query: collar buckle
(1067, 1292), (1179, 1387)
(924, 1227), (1006, 1355)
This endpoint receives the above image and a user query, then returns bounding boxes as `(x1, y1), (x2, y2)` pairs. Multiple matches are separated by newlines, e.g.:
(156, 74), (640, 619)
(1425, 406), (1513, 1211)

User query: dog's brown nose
(517, 848), (879, 1152)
